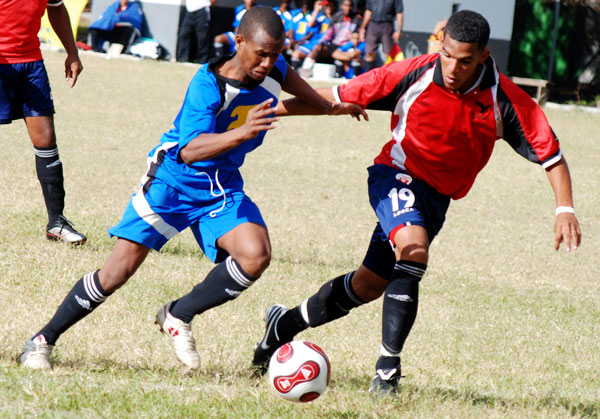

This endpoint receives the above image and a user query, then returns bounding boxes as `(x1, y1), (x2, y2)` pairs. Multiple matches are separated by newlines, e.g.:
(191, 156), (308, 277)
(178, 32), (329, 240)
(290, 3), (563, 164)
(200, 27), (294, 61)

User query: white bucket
(312, 63), (336, 80)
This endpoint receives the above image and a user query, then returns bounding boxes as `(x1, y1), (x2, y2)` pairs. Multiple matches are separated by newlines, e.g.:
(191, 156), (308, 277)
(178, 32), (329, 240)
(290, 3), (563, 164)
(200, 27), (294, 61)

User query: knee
(98, 268), (132, 293)
(234, 244), (271, 278)
(352, 269), (388, 302)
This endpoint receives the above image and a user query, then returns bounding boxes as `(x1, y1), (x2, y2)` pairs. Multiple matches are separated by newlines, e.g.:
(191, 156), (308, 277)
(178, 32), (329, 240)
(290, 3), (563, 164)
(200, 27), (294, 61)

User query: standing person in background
(177, 0), (216, 64)
(359, 0), (403, 71)
(88, 0), (143, 54)
(0, 0), (87, 244)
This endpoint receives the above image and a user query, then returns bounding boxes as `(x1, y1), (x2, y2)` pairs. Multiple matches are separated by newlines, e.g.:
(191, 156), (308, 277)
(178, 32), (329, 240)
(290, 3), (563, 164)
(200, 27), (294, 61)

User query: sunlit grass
(0, 49), (598, 417)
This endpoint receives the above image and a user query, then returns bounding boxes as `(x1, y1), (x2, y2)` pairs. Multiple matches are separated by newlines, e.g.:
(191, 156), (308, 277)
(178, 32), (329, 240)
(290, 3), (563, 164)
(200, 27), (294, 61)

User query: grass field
(0, 50), (598, 418)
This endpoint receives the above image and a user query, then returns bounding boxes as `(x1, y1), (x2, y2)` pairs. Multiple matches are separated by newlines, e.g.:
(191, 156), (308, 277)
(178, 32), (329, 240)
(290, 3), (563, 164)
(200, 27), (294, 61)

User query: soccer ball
(268, 340), (331, 403)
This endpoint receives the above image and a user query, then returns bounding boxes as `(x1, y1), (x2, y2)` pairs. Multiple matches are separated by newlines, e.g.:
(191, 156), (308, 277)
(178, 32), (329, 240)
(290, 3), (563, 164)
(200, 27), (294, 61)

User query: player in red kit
(252, 10), (582, 395)
(0, 0), (86, 244)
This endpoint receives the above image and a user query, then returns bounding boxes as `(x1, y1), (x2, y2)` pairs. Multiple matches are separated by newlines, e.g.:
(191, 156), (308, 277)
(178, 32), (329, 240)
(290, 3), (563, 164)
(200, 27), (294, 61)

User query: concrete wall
(400, 0), (516, 72)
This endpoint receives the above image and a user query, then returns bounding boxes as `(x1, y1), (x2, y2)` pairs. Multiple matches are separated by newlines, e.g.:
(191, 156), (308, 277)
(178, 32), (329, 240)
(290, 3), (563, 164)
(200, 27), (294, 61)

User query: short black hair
(238, 6), (285, 42)
(445, 10), (490, 51)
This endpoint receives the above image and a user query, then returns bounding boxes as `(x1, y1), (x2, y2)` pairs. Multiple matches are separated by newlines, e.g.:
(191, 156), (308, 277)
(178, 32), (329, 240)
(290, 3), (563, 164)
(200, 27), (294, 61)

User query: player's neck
(457, 64), (484, 94)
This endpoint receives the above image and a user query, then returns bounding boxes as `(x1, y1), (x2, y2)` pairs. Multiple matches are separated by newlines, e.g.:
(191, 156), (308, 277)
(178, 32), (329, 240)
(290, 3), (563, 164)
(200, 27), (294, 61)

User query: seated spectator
(88, 0), (143, 54)
(290, 0), (335, 70)
(299, 0), (362, 77)
(285, 0), (316, 56)
(213, 0), (255, 57)
(274, 0), (294, 32)
(332, 30), (365, 78)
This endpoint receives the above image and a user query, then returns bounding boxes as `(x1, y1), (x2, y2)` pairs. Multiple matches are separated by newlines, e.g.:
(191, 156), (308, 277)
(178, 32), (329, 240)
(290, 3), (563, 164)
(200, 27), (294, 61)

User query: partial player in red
(0, 0), (86, 244)
(252, 9), (582, 396)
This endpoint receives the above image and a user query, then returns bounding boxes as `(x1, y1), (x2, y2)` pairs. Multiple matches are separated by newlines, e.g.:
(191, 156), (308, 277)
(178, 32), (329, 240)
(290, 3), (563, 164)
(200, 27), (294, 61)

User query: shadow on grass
(329, 373), (598, 416)
(399, 382), (599, 417)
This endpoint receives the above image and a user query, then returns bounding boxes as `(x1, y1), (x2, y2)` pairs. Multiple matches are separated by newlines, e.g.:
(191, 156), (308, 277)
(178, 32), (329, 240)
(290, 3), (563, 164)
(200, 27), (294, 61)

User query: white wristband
(555, 206), (575, 216)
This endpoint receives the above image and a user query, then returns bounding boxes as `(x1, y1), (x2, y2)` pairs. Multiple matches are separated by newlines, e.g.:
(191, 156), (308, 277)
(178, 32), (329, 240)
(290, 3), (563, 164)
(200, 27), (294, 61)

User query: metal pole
(547, 0), (560, 82)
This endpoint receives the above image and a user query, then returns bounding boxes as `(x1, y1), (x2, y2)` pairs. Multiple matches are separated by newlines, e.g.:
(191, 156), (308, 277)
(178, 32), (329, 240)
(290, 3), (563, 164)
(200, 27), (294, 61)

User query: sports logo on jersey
(395, 173), (413, 185)
(227, 105), (256, 130)
(475, 100), (491, 113)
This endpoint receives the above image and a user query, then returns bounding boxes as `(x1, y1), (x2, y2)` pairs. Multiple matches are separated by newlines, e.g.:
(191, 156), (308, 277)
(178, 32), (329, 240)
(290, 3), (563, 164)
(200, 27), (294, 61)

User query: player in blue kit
(19, 6), (366, 370)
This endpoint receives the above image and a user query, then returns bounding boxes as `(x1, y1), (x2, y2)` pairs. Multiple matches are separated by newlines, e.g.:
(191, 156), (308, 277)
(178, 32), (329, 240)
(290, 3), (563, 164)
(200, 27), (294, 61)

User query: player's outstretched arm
(47, 3), (83, 88)
(545, 158), (582, 252)
(278, 68), (368, 120)
(180, 98), (278, 164)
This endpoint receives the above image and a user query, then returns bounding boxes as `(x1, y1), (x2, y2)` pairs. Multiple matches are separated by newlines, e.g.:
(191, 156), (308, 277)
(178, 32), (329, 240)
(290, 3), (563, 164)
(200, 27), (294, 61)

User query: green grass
(0, 50), (598, 418)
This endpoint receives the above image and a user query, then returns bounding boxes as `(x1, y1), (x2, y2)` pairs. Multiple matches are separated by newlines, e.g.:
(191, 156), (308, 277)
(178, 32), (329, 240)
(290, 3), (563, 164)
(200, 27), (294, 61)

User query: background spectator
(212, 0), (255, 57)
(299, 0), (362, 77)
(177, 0), (216, 64)
(332, 30), (365, 78)
(88, 0), (143, 55)
(290, 0), (334, 70)
(359, 0), (403, 71)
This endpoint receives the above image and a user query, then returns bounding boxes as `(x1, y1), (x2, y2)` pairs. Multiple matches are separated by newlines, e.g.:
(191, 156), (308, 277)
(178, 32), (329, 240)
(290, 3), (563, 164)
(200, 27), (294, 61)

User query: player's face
(236, 30), (284, 82)
(439, 33), (489, 93)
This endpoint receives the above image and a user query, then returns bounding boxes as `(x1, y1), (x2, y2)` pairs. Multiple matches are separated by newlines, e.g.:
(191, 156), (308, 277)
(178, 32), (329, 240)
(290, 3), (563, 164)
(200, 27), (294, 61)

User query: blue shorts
(0, 60), (54, 124)
(367, 164), (450, 243)
(108, 176), (266, 263)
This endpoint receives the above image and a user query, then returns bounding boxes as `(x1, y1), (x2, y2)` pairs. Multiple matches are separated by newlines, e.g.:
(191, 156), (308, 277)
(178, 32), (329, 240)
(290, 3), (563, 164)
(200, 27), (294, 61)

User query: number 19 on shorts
(388, 187), (415, 217)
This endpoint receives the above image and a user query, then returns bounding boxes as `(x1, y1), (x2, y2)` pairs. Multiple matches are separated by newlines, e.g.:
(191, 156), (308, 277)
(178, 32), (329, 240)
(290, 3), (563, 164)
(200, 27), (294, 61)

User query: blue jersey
(274, 6), (294, 32)
(232, 5), (249, 29)
(291, 11), (316, 42)
(154, 54), (288, 200)
(339, 40), (366, 56)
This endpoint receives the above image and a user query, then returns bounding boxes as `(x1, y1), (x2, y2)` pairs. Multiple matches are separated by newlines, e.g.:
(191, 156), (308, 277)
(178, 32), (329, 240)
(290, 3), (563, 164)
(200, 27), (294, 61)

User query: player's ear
(235, 33), (245, 50)
(479, 46), (490, 63)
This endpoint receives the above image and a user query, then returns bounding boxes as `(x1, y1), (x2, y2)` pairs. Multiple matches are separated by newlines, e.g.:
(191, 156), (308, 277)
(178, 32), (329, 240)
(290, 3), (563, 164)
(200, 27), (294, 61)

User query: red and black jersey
(333, 53), (561, 199)
(0, 0), (63, 64)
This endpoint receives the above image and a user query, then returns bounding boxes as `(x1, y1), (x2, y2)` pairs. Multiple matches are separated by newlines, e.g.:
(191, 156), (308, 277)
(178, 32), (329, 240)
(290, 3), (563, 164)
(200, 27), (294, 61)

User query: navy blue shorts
(361, 164), (450, 279)
(367, 164), (450, 244)
(0, 60), (55, 124)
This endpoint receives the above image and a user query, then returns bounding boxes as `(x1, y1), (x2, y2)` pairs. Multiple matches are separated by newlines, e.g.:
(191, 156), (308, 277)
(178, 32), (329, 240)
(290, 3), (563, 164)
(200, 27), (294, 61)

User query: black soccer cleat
(368, 356), (402, 397)
(252, 304), (290, 375)
(46, 215), (87, 245)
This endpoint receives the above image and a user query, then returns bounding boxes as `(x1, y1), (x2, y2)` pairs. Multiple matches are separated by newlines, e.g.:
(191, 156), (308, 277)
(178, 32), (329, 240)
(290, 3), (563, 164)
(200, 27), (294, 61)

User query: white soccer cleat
(155, 302), (201, 370)
(46, 215), (87, 245)
(19, 335), (53, 370)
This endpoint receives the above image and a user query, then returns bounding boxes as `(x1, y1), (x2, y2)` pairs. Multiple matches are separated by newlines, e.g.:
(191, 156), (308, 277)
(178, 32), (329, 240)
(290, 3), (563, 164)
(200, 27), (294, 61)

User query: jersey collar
(432, 55), (498, 93)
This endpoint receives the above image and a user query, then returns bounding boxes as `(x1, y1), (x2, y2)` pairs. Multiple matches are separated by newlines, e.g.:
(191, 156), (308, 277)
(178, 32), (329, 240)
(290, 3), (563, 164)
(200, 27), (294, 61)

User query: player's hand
(65, 53), (83, 88)
(240, 98), (279, 140)
(554, 212), (581, 252)
(359, 28), (366, 42)
(328, 102), (369, 121)
(392, 31), (401, 43)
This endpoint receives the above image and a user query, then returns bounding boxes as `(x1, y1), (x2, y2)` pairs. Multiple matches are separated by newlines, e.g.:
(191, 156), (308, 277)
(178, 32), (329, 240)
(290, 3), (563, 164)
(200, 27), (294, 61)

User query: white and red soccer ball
(268, 340), (331, 403)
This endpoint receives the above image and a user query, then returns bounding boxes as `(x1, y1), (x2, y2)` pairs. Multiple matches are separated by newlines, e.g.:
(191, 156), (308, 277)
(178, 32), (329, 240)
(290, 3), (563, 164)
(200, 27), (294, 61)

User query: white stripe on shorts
(131, 186), (179, 240)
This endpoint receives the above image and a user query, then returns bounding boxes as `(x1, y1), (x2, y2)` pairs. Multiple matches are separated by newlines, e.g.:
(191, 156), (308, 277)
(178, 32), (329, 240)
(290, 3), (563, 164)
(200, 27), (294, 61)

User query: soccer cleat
(252, 304), (290, 375)
(19, 335), (53, 370)
(46, 215), (87, 245)
(368, 367), (401, 397)
(155, 302), (201, 370)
